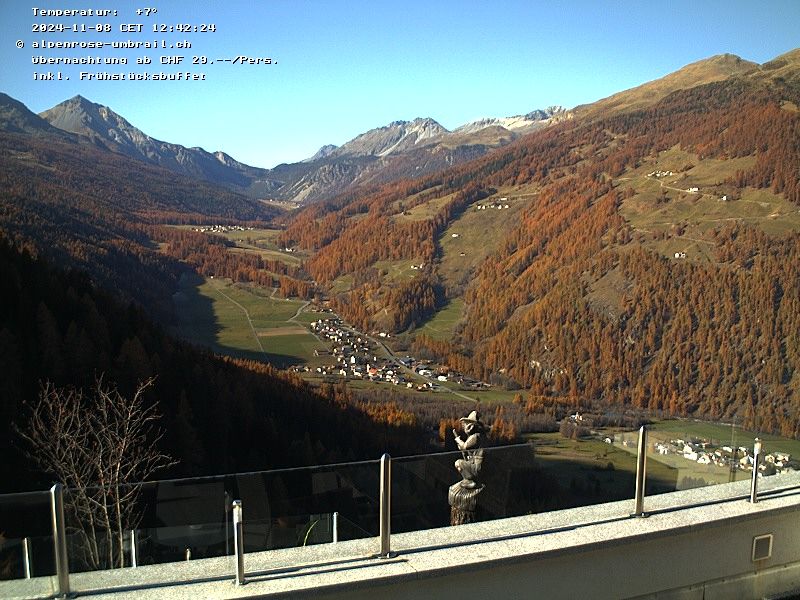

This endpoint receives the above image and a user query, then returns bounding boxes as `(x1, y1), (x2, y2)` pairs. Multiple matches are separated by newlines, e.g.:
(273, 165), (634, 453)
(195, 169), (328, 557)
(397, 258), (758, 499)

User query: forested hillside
(0, 238), (426, 492)
(281, 53), (800, 436)
(0, 129), (281, 319)
(2, 50), (798, 493)
(0, 111), (424, 491)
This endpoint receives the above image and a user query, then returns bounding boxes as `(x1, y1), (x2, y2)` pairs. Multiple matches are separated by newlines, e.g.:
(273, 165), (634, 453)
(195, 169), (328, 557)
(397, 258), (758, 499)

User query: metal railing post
(232, 500), (245, 585)
(225, 491), (231, 555)
(633, 425), (648, 517)
(50, 484), (70, 597)
(379, 453), (392, 558)
(130, 529), (138, 568)
(332, 511), (339, 543)
(750, 438), (762, 503)
(22, 537), (32, 578)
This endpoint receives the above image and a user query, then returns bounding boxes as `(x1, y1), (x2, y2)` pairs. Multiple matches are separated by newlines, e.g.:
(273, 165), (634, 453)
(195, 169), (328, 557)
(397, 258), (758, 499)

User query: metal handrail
(2, 437), (789, 592)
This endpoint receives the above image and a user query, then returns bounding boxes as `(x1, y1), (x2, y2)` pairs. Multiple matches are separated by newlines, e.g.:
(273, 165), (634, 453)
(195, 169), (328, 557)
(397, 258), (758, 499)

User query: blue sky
(1, 0), (798, 168)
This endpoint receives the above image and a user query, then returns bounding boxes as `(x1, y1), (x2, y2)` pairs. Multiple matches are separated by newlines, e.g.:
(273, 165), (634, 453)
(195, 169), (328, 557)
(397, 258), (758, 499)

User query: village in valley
(298, 316), (487, 393)
(190, 224), (255, 234)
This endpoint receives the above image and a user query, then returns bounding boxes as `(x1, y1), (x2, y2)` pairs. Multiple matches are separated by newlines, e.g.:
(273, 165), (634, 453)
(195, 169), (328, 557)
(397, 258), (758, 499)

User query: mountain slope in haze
(281, 48), (800, 436)
(0, 92), (75, 138)
(0, 95), (281, 320)
(31, 94), (517, 206)
(39, 95), (280, 196)
(32, 93), (569, 207)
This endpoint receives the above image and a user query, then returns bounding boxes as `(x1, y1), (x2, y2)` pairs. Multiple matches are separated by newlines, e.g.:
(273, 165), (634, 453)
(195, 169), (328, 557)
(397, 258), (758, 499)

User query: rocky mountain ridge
(25, 93), (570, 206)
(38, 95), (277, 196)
(454, 106), (568, 135)
(271, 109), (570, 204)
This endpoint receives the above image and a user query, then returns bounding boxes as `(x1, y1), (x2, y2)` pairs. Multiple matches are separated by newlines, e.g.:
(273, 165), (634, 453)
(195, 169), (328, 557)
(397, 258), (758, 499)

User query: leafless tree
(16, 376), (176, 570)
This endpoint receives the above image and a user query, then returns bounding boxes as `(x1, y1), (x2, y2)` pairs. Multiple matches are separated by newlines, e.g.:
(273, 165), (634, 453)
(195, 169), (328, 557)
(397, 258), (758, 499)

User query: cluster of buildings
(647, 170), (673, 178)
(653, 438), (795, 474)
(307, 317), (488, 392)
(405, 362), (486, 390)
(476, 200), (511, 211)
(410, 362), (486, 390)
(191, 224), (254, 233)
(309, 318), (412, 386)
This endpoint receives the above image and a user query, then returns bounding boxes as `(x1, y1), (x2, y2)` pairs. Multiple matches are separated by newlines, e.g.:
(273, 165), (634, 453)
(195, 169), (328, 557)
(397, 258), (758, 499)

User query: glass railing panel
(331, 512), (372, 542)
(61, 460), (383, 596)
(5, 424), (798, 598)
(643, 430), (744, 494)
(56, 457), (385, 580)
(133, 478), (228, 566)
(609, 421), (795, 509)
(244, 459), (380, 547)
(391, 443), (541, 532)
(522, 433), (641, 511)
(0, 491), (52, 581)
(0, 491), (55, 599)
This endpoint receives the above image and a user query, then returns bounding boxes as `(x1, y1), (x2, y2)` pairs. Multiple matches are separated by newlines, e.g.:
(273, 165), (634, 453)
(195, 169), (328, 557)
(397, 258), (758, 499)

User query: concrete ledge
(4, 472), (800, 599)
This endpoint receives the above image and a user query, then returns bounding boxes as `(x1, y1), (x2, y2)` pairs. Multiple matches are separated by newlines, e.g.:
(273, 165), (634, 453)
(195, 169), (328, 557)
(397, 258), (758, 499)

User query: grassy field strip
(258, 326), (309, 337)
(208, 278), (267, 356)
(420, 298), (464, 340)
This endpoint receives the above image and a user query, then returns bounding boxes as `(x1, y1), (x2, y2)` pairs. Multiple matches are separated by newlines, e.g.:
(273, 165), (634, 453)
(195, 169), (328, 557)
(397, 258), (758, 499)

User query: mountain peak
(332, 117), (448, 158)
(681, 52), (756, 76)
(41, 94), (133, 135)
(60, 94), (112, 116)
(34, 93), (270, 193)
(0, 93), (72, 137)
(303, 144), (338, 163)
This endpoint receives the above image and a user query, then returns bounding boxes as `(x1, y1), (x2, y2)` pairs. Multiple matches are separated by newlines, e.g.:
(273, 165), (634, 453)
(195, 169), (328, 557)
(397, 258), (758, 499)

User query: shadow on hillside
(171, 270), (305, 369)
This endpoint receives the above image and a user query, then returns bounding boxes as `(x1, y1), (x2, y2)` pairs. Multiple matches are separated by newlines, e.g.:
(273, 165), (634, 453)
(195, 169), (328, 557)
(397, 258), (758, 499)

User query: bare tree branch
(15, 375), (177, 570)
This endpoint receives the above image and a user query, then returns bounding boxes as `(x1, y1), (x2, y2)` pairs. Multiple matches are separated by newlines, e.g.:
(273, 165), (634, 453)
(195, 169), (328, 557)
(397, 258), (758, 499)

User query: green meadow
(172, 275), (326, 366)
